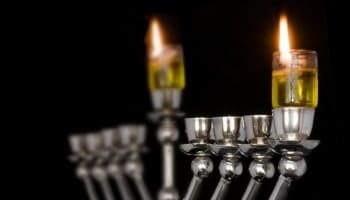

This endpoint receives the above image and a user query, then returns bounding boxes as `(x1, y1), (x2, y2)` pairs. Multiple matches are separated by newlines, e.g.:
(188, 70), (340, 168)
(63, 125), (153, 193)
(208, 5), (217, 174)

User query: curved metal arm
(241, 178), (262, 200)
(210, 178), (230, 200)
(112, 173), (134, 200)
(183, 176), (203, 200)
(132, 176), (152, 200)
(98, 177), (115, 200)
(81, 176), (99, 200)
(124, 157), (152, 200)
(269, 175), (292, 200)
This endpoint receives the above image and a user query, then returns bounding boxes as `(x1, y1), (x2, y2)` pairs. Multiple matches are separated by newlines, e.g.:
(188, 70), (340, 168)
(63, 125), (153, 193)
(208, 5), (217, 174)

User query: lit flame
(279, 15), (291, 62)
(150, 19), (163, 58)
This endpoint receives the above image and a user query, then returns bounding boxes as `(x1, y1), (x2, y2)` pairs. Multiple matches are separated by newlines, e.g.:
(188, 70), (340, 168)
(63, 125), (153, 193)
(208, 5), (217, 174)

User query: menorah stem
(269, 175), (292, 200)
(241, 178), (262, 200)
(183, 176), (203, 200)
(163, 142), (175, 188)
(157, 118), (180, 200)
(210, 178), (230, 200)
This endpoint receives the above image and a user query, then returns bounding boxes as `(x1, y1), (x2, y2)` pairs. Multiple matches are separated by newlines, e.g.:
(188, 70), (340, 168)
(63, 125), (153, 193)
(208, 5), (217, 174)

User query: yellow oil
(272, 67), (318, 108)
(148, 57), (185, 90)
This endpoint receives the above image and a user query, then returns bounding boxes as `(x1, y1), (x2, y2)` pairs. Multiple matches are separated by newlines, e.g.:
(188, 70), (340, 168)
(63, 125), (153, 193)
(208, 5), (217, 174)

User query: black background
(28, 0), (344, 199)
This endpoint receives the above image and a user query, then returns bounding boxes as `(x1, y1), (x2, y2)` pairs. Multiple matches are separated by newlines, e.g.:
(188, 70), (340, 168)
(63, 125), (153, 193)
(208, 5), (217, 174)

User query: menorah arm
(112, 173), (134, 200)
(133, 176), (152, 200)
(183, 176), (203, 200)
(268, 175), (292, 200)
(81, 176), (99, 200)
(210, 178), (230, 200)
(241, 178), (262, 200)
(99, 177), (116, 200)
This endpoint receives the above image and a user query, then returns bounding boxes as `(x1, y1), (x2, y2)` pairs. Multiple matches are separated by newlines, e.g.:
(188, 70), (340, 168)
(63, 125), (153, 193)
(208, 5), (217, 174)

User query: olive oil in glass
(272, 50), (318, 108)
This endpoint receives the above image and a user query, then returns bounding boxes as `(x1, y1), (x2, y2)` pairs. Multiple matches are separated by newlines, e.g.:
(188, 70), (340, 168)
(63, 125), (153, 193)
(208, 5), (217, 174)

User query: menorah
(68, 15), (319, 200)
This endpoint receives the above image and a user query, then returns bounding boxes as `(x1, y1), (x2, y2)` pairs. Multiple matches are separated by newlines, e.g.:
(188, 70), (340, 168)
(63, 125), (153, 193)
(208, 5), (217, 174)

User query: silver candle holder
(209, 116), (244, 200)
(240, 115), (275, 200)
(180, 117), (213, 200)
(69, 134), (99, 200)
(119, 125), (152, 200)
(268, 107), (320, 200)
(101, 127), (134, 200)
(148, 89), (184, 200)
(87, 133), (116, 200)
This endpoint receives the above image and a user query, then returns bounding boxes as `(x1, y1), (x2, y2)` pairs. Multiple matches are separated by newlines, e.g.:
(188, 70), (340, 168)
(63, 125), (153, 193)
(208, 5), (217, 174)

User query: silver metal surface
(112, 173), (134, 200)
(100, 177), (116, 200)
(108, 164), (134, 200)
(243, 115), (272, 144)
(278, 157), (307, 179)
(180, 143), (210, 155)
(76, 165), (99, 200)
(133, 176), (152, 200)
(158, 188), (179, 200)
(185, 117), (212, 143)
(210, 178), (230, 200)
(241, 179), (262, 200)
(268, 139), (315, 200)
(101, 127), (120, 148)
(102, 126), (134, 200)
(272, 107), (315, 142)
(182, 176), (203, 200)
(151, 89), (182, 110)
(157, 119), (179, 143)
(268, 175), (292, 200)
(81, 176), (99, 200)
(92, 166), (115, 200)
(249, 160), (275, 181)
(158, 119), (180, 200)
(183, 156), (213, 200)
(119, 125), (146, 146)
(85, 133), (102, 153)
(209, 116), (244, 200)
(70, 135), (100, 200)
(125, 157), (152, 200)
(163, 144), (175, 187)
(69, 134), (85, 153)
(209, 143), (240, 156)
(209, 158), (242, 200)
(241, 114), (275, 200)
(212, 116), (243, 143)
(268, 139), (320, 155)
(218, 158), (243, 180)
(191, 156), (214, 178)
(150, 85), (184, 200)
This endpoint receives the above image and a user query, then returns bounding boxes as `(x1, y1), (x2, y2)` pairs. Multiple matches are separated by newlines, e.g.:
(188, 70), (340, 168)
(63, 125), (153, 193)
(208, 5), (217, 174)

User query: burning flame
(150, 19), (163, 58)
(279, 15), (291, 62)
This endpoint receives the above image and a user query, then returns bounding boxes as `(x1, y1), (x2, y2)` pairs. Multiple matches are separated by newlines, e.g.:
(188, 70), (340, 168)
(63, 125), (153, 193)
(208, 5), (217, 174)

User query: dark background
(31, 0), (344, 199)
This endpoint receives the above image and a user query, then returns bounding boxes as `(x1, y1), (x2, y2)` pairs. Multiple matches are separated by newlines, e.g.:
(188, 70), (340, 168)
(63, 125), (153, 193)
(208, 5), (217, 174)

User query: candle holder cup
(208, 116), (244, 200)
(180, 117), (213, 200)
(240, 115), (275, 200)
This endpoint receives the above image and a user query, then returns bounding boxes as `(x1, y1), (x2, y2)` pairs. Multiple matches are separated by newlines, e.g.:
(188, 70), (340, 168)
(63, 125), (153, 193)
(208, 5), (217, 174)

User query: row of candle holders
(180, 107), (319, 200)
(69, 125), (151, 200)
(68, 107), (319, 200)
